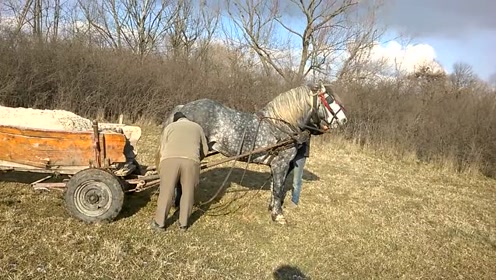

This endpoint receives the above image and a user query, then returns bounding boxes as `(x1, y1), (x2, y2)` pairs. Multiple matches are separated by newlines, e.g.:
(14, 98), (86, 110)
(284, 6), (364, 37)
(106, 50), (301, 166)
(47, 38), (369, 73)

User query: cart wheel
(64, 168), (124, 223)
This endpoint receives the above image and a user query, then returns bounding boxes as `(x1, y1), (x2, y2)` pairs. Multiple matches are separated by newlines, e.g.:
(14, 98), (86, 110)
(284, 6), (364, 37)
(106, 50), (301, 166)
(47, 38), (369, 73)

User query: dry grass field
(0, 125), (495, 279)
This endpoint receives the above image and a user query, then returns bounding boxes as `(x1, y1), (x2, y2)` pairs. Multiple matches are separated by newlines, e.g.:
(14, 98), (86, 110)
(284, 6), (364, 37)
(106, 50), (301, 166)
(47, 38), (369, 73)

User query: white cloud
(369, 40), (445, 74)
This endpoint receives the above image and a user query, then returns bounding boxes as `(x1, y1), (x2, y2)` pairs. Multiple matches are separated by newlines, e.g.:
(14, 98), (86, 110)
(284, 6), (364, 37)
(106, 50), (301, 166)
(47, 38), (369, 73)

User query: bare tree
(1, 0), (66, 41)
(51, 0), (61, 40)
(224, 0), (282, 78)
(78, 0), (177, 56)
(281, 0), (360, 81)
(33, 0), (41, 37)
(336, 0), (385, 82)
(224, 0), (383, 83)
(167, 0), (220, 58)
(450, 62), (477, 91)
(2, 0), (35, 34)
(0, 0), (219, 56)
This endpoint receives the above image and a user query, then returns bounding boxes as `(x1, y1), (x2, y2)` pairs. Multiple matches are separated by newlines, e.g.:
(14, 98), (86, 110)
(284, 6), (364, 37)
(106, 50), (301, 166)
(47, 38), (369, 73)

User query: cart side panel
(0, 125), (127, 168)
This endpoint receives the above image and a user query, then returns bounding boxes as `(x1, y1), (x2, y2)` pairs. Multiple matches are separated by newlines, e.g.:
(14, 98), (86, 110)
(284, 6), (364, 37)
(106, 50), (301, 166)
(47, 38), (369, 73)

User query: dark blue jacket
(297, 137), (311, 158)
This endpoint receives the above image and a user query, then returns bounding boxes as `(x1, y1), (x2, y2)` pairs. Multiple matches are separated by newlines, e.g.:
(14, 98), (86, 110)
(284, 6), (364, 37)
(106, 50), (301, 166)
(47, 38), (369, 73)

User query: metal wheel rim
(73, 180), (112, 217)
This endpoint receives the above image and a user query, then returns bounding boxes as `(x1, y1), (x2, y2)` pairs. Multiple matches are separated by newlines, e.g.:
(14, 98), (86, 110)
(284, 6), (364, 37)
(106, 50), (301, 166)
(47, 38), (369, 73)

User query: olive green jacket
(159, 118), (209, 163)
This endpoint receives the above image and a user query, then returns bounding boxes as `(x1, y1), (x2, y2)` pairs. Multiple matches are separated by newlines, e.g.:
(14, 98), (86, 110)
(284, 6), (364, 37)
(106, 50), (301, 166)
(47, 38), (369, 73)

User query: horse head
(309, 84), (347, 132)
(259, 84), (347, 135)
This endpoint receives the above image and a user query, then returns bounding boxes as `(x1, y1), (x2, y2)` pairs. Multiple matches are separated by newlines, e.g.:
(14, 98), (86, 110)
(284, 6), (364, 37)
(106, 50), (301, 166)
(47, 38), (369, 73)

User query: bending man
(152, 112), (209, 231)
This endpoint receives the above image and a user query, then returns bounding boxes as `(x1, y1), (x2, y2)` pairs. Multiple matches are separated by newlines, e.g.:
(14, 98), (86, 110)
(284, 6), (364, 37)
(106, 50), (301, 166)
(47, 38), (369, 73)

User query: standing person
(287, 137), (310, 208)
(151, 112), (209, 232)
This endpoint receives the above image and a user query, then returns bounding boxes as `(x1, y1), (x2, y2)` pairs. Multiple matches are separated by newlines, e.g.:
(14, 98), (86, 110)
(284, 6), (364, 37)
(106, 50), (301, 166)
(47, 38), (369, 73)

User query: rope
(196, 113), (270, 208)
(163, 100), (322, 215)
(194, 114), (307, 215)
(195, 174), (272, 216)
(196, 124), (249, 206)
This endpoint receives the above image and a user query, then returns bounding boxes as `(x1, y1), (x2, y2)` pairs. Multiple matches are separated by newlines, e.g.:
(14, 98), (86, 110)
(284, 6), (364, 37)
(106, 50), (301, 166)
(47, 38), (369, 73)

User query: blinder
(309, 86), (344, 130)
(311, 94), (320, 126)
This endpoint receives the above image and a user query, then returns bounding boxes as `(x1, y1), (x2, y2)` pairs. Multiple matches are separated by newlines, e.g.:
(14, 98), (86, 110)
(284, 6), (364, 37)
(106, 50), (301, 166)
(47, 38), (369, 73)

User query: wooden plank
(0, 160), (87, 174)
(0, 125), (127, 168)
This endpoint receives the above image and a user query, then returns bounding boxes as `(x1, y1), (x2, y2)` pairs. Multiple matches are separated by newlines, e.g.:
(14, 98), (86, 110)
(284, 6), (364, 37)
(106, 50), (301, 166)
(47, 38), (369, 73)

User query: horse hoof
(271, 213), (286, 225)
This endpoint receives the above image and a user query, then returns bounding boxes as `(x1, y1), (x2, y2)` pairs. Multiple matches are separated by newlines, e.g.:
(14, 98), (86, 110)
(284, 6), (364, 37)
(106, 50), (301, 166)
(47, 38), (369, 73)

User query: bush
(1, 33), (495, 178)
(338, 79), (496, 177)
(0, 34), (282, 124)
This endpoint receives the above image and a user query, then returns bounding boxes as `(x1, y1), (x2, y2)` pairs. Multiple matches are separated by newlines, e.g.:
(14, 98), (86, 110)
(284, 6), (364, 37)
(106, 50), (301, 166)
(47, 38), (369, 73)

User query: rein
(196, 125), (249, 207)
(318, 93), (333, 114)
(194, 85), (339, 215)
(195, 113), (307, 215)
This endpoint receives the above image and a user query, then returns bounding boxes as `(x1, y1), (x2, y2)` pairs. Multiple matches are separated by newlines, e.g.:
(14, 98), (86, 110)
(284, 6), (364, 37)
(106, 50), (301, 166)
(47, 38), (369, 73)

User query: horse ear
(308, 83), (320, 92)
(323, 84), (333, 94)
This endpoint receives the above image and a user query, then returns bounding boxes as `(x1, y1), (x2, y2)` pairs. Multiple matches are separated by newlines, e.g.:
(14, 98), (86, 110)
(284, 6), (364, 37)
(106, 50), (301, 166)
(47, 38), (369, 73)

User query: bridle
(310, 85), (345, 128)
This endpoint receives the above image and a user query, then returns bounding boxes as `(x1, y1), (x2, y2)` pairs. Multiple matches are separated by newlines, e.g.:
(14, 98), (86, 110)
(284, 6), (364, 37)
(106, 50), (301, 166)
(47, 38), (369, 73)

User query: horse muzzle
(318, 120), (331, 132)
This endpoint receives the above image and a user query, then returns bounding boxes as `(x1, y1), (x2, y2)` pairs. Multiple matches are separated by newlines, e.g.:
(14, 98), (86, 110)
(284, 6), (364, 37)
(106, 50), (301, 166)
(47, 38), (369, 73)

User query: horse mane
(260, 85), (314, 129)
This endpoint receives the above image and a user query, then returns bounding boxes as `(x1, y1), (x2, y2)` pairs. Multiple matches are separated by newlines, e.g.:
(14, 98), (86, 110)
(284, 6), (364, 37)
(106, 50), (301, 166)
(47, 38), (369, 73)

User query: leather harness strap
(311, 94), (321, 126)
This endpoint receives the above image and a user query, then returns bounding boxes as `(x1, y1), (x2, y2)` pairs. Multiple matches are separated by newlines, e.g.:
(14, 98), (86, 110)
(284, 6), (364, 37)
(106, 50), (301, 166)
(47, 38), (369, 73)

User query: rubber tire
(64, 168), (124, 223)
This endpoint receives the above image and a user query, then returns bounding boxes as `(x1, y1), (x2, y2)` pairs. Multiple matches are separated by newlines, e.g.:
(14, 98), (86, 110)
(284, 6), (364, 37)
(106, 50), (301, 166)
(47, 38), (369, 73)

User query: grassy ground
(0, 125), (495, 279)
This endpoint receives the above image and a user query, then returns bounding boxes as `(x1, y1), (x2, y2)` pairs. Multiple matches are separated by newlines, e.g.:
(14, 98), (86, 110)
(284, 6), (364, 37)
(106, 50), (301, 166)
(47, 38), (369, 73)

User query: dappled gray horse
(161, 84), (347, 224)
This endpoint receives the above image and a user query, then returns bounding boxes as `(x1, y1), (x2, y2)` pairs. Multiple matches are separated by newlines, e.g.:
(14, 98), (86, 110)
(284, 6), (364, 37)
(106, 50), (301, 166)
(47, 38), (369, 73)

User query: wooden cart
(1, 118), (299, 223)
(0, 120), (160, 223)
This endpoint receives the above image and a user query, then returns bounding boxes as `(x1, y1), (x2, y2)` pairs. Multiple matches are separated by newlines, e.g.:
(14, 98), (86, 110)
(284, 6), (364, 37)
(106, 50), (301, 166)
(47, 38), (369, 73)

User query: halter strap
(318, 93), (334, 114)
(310, 84), (332, 126)
(311, 94), (320, 125)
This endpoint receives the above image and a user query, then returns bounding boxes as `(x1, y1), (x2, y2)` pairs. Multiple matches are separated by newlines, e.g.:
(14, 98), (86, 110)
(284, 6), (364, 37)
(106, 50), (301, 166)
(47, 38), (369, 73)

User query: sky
(377, 0), (496, 81)
(1, 0), (493, 80)
(218, 0), (495, 81)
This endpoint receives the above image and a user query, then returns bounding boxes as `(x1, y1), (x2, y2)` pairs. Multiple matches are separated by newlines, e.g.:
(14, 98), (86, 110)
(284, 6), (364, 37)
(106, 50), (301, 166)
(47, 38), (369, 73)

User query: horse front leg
(269, 149), (296, 225)
(268, 181), (274, 211)
(268, 153), (296, 212)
